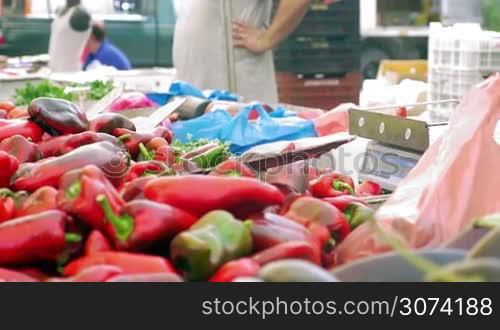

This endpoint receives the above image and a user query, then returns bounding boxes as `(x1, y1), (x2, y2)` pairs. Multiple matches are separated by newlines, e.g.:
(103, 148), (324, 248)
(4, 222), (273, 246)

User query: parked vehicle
(0, 0), (177, 68)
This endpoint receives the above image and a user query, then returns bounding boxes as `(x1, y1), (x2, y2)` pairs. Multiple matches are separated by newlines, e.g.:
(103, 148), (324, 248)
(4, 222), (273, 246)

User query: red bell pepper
(57, 165), (125, 232)
(106, 273), (184, 282)
(12, 141), (130, 192)
(97, 196), (198, 251)
(64, 252), (176, 276)
(0, 135), (43, 164)
(113, 127), (174, 158)
(15, 186), (58, 218)
(85, 230), (113, 255)
(209, 159), (255, 178)
(0, 119), (44, 143)
(137, 137), (175, 167)
(286, 197), (351, 243)
(0, 189), (16, 224)
(120, 176), (156, 202)
(324, 196), (375, 230)
(308, 173), (355, 198)
(144, 175), (285, 218)
(0, 268), (39, 282)
(209, 258), (261, 282)
(0, 210), (82, 266)
(48, 265), (123, 283)
(357, 181), (383, 197)
(252, 241), (321, 266)
(122, 161), (170, 185)
(0, 151), (19, 188)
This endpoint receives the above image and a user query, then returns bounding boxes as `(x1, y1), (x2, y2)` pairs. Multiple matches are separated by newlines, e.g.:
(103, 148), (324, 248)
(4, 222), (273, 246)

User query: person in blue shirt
(83, 23), (132, 71)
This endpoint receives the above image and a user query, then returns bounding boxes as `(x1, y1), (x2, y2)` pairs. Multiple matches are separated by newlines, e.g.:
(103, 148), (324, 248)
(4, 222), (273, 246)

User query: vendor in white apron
(173, 0), (311, 105)
(48, 0), (91, 73)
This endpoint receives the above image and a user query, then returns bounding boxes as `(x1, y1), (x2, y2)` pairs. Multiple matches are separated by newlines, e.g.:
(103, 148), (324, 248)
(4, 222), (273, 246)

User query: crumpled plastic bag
(334, 74), (500, 266)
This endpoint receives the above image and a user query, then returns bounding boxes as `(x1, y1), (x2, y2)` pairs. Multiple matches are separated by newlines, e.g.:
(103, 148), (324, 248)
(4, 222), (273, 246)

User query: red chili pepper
(0, 189), (16, 224)
(15, 186), (58, 218)
(0, 135), (43, 164)
(57, 165), (125, 232)
(144, 175), (285, 218)
(113, 127), (174, 158)
(286, 197), (351, 243)
(0, 119), (44, 143)
(120, 176), (156, 202)
(122, 161), (170, 185)
(209, 258), (261, 282)
(209, 159), (256, 178)
(89, 113), (136, 135)
(96, 196), (198, 251)
(137, 137), (175, 167)
(0, 150), (19, 188)
(12, 141), (130, 192)
(48, 265), (123, 283)
(64, 252), (177, 276)
(37, 135), (72, 158)
(0, 268), (39, 282)
(252, 241), (320, 266)
(0, 210), (82, 266)
(85, 230), (113, 255)
(357, 181), (383, 197)
(106, 273), (184, 282)
(308, 173), (355, 198)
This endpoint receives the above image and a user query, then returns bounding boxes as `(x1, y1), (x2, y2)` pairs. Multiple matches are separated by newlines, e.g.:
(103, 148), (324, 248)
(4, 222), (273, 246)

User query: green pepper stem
(370, 219), (481, 282)
(118, 134), (132, 142)
(96, 194), (134, 242)
(66, 181), (82, 200)
(0, 188), (15, 198)
(138, 143), (154, 161)
(333, 181), (355, 196)
(65, 233), (83, 244)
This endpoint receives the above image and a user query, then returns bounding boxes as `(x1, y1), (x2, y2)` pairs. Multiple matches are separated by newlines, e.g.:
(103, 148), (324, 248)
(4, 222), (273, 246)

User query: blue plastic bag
(172, 109), (233, 143)
(204, 89), (239, 102)
(146, 81), (206, 106)
(221, 104), (317, 155)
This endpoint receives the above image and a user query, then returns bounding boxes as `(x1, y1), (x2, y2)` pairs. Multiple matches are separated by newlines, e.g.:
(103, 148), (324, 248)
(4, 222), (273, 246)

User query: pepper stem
(65, 233), (83, 244)
(370, 219), (482, 282)
(333, 181), (355, 196)
(0, 188), (15, 198)
(139, 143), (154, 161)
(96, 194), (134, 242)
(475, 217), (500, 230)
(118, 134), (132, 142)
(66, 181), (82, 200)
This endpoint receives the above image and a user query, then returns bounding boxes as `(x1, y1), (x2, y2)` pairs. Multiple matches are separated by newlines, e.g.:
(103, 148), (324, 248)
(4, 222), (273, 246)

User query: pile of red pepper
(0, 97), (383, 282)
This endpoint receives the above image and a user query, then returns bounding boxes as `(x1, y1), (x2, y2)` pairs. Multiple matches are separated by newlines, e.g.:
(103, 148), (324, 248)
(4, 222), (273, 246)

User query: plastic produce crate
(276, 72), (361, 110)
(428, 22), (500, 120)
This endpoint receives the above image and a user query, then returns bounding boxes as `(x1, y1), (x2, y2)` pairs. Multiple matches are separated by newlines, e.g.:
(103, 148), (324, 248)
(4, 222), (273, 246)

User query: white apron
(48, 7), (91, 73)
(173, 0), (279, 105)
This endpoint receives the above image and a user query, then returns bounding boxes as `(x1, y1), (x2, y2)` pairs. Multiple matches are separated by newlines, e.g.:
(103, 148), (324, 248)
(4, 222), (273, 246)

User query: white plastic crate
(429, 23), (500, 120)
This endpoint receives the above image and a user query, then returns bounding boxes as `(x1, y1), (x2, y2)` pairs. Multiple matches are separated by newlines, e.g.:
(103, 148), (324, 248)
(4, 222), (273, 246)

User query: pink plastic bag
(334, 74), (500, 266)
(110, 93), (157, 112)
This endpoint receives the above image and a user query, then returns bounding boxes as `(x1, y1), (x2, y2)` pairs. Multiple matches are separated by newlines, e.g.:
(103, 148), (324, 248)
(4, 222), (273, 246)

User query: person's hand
(232, 19), (272, 54)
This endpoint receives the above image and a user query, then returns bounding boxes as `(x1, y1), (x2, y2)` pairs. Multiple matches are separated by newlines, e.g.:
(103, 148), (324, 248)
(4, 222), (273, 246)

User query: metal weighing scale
(348, 100), (458, 192)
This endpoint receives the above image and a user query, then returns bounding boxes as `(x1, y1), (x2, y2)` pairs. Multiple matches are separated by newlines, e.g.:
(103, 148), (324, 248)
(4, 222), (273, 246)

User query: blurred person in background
(83, 22), (132, 71)
(173, 0), (313, 105)
(49, 0), (91, 72)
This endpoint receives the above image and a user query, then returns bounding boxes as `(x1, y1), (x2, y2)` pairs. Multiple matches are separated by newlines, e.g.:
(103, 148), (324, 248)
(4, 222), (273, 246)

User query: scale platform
(348, 102), (455, 192)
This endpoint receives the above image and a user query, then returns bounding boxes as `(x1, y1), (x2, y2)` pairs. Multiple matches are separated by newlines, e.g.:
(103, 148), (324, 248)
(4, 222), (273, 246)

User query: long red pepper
(144, 175), (285, 218)
(0, 151), (19, 188)
(0, 135), (43, 164)
(57, 165), (125, 232)
(113, 127), (174, 158)
(85, 230), (113, 255)
(209, 159), (256, 178)
(252, 241), (321, 266)
(0, 119), (44, 143)
(48, 265), (123, 283)
(64, 252), (177, 276)
(12, 141), (130, 192)
(120, 176), (156, 202)
(0, 189), (16, 224)
(97, 196), (198, 251)
(15, 186), (58, 218)
(308, 173), (355, 199)
(209, 258), (261, 283)
(0, 210), (81, 266)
